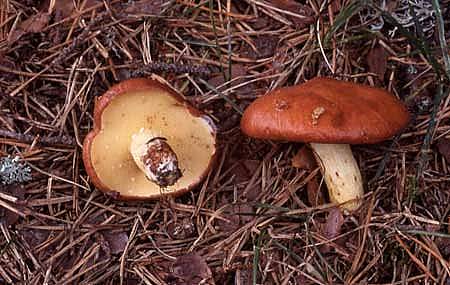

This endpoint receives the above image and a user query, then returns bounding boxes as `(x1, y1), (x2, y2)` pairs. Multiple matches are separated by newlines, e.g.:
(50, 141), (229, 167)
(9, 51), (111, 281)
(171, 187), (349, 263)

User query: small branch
(130, 62), (211, 77)
(51, 13), (108, 67)
(0, 129), (75, 146)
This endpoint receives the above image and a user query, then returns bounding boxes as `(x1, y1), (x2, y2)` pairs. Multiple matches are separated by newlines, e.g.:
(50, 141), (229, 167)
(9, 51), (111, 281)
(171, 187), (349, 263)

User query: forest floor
(0, 0), (450, 284)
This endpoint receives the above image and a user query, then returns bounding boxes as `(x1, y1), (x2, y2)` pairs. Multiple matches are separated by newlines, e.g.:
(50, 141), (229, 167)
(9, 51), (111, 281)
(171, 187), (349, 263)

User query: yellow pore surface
(90, 89), (215, 198)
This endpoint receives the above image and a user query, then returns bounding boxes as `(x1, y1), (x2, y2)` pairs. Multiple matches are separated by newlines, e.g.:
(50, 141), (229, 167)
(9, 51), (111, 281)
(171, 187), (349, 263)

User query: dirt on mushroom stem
(130, 128), (182, 187)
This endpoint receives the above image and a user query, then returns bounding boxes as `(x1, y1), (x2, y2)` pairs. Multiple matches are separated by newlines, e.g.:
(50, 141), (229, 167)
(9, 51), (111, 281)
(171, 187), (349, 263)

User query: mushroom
(240, 77), (410, 211)
(82, 76), (217, 200)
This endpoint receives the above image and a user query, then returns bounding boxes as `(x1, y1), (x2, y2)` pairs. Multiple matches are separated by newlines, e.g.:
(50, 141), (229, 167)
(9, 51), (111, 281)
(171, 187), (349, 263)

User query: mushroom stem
(130, 128), (182, 187)
(309, 143), (363, 211)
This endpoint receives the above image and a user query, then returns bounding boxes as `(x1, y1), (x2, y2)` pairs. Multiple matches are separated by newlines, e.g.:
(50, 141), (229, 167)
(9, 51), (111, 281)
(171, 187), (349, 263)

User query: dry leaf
(168, 253), (215, 285)
(307, 176), (324, 206)
(167, 217), (196, 240)
(295, 274), (317, 285)
(103, 230), (129, 255)
(50, 0), (101, 21)
(435, 236), (450, 257)
(241, 35), (279, 59)
(20, 228), (49, 249)
(124, 0), (167, 14)
(208, 64), (256, 99)
(124, 278), (141, 285)
(208, 64), (247, 90)
(0, 56), (16, 81)
(229, 159), (260, 184)
(235, 269), (252, 285)
(249, 16), (272, 30)
(268, 0), (314, 29)
(217, 203), (254, 232)
(437, 138), (450, 162)
(60, 252), (79, 270)
(0, 184), (25, 226)
(330, 0), (343, 13)
(9, 12), (49, 44)
(323, 207), (344, 239)
(292, 145), (317, 170)
(320, 207), (344, 253)
(243, 184), (261, 201)
(94, 232), (112, 259)
(367, 45), (388, 80)
(230, 162), (251, 184)
(386, 0), (400, 12)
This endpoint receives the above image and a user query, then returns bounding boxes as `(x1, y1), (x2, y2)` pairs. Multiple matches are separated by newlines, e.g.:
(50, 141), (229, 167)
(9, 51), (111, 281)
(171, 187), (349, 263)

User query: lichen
(360, 0), (436, 38)
(0, 156), (32, 185)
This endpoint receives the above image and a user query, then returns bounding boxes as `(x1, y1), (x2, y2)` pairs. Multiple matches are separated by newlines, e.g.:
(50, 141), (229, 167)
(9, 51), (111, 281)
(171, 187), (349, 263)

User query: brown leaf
(323, 207), (344, 239)
(0, 56), (17, 81)
(437, 138), (450, 162)
(167, 217), (196, 240)
(242, 159), (260, 175)
(295, 273), (317, 285)
(124, 278), (141, 285)
(230, 159), (260, 184)
(20, 228), (49, 249)
(424, 224), (440, 232)
(60, 252), (79, 270)
(9, 12), (49, 44)
(243, 184), (261, 201)
(168, 253), (214, 285)
(435, 236), (450, 257)
(386, 0), (400, 12)
(367, 45), (388, 80)
(268, 0), (315, 29)
(94, 232), (111, 259)
(0, 184), (26, 226)
(241, 35), (279, 59)
(330, 0), (343, 14)
(208, 64), (247, 90)
(208, 64), (256, 98)
(217, 203), (254, 232)
(307, 176), (324, 206)
(230, 162), (251, 184)
(249, 16), (272, 30)
(124, 0), (167, 14)
(50, 0), (101, 21)
(292, 145), (317, 170)
(103, 230), (129, 255)
(235, 269), (252, 285)
(320, 207), (344, 253)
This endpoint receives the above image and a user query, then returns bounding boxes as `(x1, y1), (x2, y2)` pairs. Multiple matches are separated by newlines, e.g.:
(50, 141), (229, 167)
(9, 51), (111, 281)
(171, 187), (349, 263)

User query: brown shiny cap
(240, 77), (410, 144)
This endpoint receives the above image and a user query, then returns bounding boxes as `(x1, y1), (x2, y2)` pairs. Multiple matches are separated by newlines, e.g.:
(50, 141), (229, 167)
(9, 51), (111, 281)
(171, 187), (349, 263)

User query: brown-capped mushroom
(240, 77), (410, 211)
(82, 76), (217, 200)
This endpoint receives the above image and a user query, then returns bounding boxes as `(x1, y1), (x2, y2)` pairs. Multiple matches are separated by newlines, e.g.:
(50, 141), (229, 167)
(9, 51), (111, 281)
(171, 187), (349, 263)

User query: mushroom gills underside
(90, 89), (215, 197)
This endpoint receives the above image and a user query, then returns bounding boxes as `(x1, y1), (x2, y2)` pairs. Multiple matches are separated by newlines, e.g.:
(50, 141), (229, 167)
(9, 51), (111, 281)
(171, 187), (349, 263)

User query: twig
(0, 129), (75, 146)
(130, 62), (210, 77)
(51, 13), (108, 67)
(198, 78), (244, 115)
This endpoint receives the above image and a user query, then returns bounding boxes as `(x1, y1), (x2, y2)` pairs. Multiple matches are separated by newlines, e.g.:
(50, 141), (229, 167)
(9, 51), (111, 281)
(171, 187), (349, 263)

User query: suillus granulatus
(240, 77), (410, 211)
(83, 76), (217, 200)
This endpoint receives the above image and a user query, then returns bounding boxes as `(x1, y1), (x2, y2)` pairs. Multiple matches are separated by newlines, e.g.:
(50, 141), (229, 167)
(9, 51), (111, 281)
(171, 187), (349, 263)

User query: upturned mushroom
(83, 76), (217, 200)
(240, 77), (410, 211)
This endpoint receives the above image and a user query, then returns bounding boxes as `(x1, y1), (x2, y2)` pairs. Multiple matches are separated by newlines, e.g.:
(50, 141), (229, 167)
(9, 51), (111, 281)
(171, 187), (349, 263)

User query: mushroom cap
(240, 77), (410, 144)
(82, 76), (217, 200)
